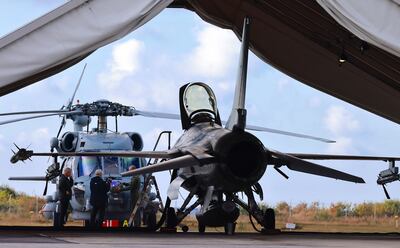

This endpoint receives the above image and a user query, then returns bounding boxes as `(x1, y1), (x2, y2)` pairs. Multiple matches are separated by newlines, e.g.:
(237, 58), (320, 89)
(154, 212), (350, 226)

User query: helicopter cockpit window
(103, 156), (119, 175)
(77, 156), (101, 177)
(121, 157), (141, 171)
(183, 83), (217, 121)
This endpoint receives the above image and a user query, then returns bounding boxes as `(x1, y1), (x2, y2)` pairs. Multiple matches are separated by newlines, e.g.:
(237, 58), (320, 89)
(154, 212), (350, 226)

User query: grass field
(0, 185), (399, 233)
(179, 216), (400, 233)
(1, 214), (399, 233)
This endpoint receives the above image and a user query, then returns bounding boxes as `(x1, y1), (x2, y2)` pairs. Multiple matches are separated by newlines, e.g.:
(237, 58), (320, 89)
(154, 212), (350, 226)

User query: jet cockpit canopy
(179, 82), (222, 129)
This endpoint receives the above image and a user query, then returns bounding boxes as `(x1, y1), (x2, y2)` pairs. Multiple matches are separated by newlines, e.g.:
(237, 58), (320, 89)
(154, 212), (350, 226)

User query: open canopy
(1, 0), (400, 124)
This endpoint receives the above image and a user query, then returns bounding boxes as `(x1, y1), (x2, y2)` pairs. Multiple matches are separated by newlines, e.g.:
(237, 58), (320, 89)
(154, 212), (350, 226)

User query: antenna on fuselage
(226, 17), (251, 131)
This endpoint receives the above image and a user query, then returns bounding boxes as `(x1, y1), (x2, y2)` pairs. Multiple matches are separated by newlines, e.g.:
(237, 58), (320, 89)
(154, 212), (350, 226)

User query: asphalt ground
(0, 227), (399, 248)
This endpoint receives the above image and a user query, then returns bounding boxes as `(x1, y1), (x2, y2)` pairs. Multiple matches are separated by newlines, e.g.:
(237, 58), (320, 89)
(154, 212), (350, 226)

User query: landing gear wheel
(181, 225), (189, 233)
(263, 208), (276, 230)
(53, 211), (61, 229)
(224, 222), (236, 235)
(198, 222), (206, 233)
(166, 207), (178, 228)
(147, 213), (157, 231)
(84, 220), (91, 229)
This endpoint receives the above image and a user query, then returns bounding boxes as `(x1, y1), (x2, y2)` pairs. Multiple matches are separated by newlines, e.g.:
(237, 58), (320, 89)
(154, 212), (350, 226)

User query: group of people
(58, 166), (140, 228)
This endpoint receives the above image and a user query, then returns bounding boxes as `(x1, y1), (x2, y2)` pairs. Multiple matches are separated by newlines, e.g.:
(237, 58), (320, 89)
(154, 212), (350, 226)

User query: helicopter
(1, 65), (166, 228)
(7, 17), (400, 234)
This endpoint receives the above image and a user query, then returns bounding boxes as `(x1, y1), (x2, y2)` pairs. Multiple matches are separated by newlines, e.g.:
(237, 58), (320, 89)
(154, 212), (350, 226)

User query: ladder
(128, 131), (172, 227)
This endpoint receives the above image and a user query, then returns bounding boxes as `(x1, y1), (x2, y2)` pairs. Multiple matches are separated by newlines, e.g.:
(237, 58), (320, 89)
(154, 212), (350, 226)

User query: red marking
(102, 219), (120, 228)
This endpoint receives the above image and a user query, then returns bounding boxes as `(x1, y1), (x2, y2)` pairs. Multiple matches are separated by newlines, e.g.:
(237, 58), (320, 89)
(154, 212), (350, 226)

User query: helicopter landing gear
(263, 208), (276, 230)
(181, 225), (189, 233)
(198, 221), (206, 233)
(224, 222), (236, 235)
(53, 211), (62, 228)
(84, 220), (91, 229)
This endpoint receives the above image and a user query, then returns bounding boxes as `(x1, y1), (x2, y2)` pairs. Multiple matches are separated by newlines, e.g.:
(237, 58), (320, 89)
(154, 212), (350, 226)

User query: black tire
(53, 211), (61, 228)
(263, 208), (276, 230)
(181, 225), (189, 233)
(166, 207), (178, 228)
(147, 213), (157, 231)
(224, 222), (236, 235)
(84, 220), (91, 229)
(198, 222), (206, 233)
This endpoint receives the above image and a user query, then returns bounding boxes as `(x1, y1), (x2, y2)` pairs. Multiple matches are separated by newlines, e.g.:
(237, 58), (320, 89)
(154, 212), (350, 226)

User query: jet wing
(287, 153), (400, 161)
(269, 150), (365, 183)
(121, 154), (215, 177)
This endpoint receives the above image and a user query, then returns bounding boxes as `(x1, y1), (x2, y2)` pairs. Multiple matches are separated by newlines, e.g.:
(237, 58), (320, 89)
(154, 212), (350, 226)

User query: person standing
(90, 169), (110, 228)
(128, 165), (141, 226)
(58, 167), (73, 227)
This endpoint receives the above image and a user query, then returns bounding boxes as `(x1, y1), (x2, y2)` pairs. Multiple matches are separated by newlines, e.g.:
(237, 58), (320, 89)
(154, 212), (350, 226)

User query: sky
(0, 0), (400, 206)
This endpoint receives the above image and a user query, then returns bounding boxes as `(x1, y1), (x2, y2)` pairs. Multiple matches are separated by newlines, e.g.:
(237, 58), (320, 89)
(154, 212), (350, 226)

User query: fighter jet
(9, 18), (400, 234)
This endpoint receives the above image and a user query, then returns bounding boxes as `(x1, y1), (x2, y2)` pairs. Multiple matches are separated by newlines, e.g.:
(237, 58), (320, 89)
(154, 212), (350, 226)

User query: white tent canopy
(0, 0), (172, 95)
(317, 0), (400, 58)
(1, 0), (400, 124)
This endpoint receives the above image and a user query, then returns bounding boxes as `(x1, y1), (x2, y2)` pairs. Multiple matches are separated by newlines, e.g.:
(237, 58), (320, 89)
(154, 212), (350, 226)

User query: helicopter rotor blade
(130, 109), (334, 143)
(56, 116), (67, 138)
(245, 124), (335, 143)
(132, 109), (180, 120)
(9, 148), (179, 164)
(8, 176), (47, 181)
(67, 63), (87, 109)
(0, 109), (73, 116)
(382, 184), (391, 199)
(0, 111), (82, 126)
(43, 179), (49, 196)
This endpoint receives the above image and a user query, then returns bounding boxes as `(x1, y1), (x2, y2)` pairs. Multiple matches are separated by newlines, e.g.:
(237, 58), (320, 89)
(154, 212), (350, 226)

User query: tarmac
(0, 227), (399, 248)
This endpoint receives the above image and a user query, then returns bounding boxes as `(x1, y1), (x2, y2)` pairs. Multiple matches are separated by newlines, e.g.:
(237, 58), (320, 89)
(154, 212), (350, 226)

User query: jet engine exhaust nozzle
(214, 132), (266, 185)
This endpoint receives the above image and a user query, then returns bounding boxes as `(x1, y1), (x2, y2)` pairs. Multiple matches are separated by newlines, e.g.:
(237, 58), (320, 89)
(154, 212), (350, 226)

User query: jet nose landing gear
(196, 201), (240, 234)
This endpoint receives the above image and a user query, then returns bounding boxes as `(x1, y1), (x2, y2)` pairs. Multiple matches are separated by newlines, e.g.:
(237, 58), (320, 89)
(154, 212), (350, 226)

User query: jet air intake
(214, 131), (266, 188)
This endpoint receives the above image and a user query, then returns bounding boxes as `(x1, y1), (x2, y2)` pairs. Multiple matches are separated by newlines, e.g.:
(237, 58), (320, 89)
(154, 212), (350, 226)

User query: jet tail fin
(226, 17), (251, 131)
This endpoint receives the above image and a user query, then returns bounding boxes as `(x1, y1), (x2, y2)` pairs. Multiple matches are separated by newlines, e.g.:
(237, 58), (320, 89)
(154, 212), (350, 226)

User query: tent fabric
(1, 0), (400, 126)
(317, 0), (400, 58)
(182, 0), (400, 125)
(0, 0), (173, 95)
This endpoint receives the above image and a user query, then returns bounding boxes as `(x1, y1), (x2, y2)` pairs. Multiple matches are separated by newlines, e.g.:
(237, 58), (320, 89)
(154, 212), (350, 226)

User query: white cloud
(326, 137), (354, 154)
(186, 26), (239, 77)
(96, 26), (240, 113)
(32, 128), (50, 141)
(323, 105), (360, 154)
(324, 106), (359, 135)
(96, 38), (181, 111)
(98, 39), (143, 91)
(15, 128), (50, 150)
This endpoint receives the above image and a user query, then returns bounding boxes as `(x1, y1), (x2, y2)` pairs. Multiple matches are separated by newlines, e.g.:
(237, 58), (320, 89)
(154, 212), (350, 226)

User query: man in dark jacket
(58, 167), (73, 227)
(90, 169), (110, 228)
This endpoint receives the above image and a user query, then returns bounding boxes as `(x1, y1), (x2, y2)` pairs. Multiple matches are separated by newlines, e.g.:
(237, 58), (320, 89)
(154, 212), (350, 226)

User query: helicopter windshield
(77, 156), (144, 177)
(77, 157), (101, 177)
(121, 157), (141, 171)
(183, 83), (217, 118)
(103, 156), (119, 175)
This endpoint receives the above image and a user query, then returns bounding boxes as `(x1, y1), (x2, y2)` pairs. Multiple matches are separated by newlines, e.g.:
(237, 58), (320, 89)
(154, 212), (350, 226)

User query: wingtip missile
(9, 145), (33, 164)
